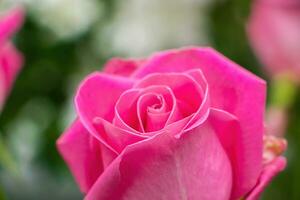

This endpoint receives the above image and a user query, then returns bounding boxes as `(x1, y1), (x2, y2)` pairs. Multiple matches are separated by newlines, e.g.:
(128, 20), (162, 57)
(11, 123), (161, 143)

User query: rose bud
(247, 0), (300, 82)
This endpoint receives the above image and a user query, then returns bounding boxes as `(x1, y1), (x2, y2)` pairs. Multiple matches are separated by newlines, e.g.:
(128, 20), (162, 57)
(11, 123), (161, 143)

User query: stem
(269, 76), (298, 109)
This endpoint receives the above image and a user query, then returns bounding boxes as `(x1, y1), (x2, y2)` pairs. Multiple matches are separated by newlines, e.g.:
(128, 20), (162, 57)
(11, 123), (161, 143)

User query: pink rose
(57, 47), (285, 200)
(247, 0), (300, 80)
(0, 7), (24, 111)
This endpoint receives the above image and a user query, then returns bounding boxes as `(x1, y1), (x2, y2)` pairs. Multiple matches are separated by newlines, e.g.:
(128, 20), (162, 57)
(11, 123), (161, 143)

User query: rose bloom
(248, 0), (300, 80)
(0, 7), (24, 111)
(57, 47), (285, 200)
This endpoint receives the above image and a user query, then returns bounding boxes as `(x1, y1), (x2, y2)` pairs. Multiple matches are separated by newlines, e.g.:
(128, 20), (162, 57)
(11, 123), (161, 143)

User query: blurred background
(0, 0), (299, 199)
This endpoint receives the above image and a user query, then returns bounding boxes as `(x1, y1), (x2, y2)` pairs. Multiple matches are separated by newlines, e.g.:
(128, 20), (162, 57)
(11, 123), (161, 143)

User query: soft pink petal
(0, 7), (25, 45)
(114, 85), (177, 133)
(246, 157), (286, 200)
(258, 0), (300, 6)
(113, 89), (143, 132)
(133, 47), (266, 193)
(248, 1), (300, 77)
(56, 119), (117, 193)
(0, 42), (23, 92)
(0, 7), (24, 110)
(113, 83), (189, 139)
(133, 71), (209, 136)
(0, 43), (23, 111)
(75, 72), (135, 152)
(208, 108), (251, 199)
(138, 93), (169, 132)
(184, 69), (210, 131)
(85, 121), (232, 200)
(93, 117), (146, 153)
(145, 111), (170, 132)
(135, 72), (203, 118)
(103, 58), (145, 77)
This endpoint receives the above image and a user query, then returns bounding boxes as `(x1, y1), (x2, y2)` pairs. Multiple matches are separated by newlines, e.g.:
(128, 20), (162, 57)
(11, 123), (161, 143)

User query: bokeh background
(0, 0), (298, 199)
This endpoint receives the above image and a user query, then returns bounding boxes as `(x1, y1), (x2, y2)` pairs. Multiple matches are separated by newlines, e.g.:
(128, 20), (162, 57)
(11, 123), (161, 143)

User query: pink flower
(57, 47), (285, 200)
(248, 0), (300, 80)
(0, 7), (25, 111)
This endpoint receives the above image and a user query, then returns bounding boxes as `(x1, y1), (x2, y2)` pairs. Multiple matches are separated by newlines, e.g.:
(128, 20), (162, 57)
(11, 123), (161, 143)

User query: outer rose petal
(57, 119), (117, 193)
(85, 121), (232, 200)
(0, 7), (25, 45)
(75, 72), (135, 152)
(246, 157), (286, 200)
(133, 47), (266, 195)
(0, 42), (23, 92)
(103, 58), (145, 77)
(208, 108), (244, 199)
(0, 8), (24, 110)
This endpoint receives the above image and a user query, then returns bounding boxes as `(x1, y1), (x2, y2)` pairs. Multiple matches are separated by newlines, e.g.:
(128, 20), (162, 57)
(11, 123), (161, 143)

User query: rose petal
(246, 157), (286, 200)
(0, 42), (23, 92)
(248, 1), (300, 77)
(133, 47), (266, 193)
(75, 72), (135, 152)
(114, 85), (177, 133)
(103, 58), (145, 77)
(56, 119), (117, 193)
(259, 0), (300, 6)
(114, 89), (143, 132)
(138, 93), (169, 132)
(135, 72), (203, 118)
(208, 108), (257, 199)
(85, 121), (232, 200)
(0, 7), (25, 45)
(184, 69), (210, 131)
(0, 43), (23, 109)
(0, 7), (24, 110)
(94, 117), (146, 153)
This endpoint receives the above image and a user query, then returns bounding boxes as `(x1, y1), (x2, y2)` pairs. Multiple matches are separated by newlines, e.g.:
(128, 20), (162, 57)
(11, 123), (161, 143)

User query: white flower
(1, 0), (103, 41)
